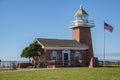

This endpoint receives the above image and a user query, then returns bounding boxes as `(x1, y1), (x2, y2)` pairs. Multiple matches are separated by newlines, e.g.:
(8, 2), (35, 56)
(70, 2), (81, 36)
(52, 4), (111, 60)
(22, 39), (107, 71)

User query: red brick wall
(72, 27), (94, 66)
(40, 49), (89, 66)
(72, 27), (80, 42)
(40, 50), (63, 61)
(17, 63), (32, 68)
(80, 27), (93, 58)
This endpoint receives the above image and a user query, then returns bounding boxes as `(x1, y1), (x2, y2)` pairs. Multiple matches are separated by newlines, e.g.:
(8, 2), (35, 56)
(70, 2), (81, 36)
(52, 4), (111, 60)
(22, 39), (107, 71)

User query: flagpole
(103, 22), (113, 66)
(103, 22), (105, 66)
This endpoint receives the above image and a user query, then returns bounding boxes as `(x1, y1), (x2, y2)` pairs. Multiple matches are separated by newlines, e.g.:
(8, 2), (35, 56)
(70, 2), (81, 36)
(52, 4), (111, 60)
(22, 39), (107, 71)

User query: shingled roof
(74, 5), (88, 17)
(35, 38), (88, 50)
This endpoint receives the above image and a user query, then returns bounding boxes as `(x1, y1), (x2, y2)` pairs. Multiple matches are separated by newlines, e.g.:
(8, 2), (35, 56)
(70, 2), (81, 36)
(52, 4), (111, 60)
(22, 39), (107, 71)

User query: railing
(0, 61), (17, 70)
(99, 61), (120, 67)
(46, 60), (90, 67)
(70, 20), (95, 28)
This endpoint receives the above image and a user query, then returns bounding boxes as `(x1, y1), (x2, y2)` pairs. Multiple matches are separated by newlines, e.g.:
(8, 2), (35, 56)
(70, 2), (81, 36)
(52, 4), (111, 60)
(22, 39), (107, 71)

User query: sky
(0, 0), (120, 61)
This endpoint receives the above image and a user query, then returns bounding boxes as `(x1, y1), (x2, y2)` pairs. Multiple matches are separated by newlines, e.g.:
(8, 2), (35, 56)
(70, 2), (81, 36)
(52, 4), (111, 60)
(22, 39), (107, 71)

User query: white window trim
(74, 52), (82, 60)
(62, 49), (71, 65)
(50, 51), (59, 60)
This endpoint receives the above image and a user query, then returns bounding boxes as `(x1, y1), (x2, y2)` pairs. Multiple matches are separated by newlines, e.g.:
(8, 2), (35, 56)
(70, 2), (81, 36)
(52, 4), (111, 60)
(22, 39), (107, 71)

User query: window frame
(74, 52), (82, 60)
(50, 51), (59, 60)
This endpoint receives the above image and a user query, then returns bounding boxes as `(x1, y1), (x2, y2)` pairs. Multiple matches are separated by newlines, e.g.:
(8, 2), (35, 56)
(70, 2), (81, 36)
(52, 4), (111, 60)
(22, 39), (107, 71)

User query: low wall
(17, 63), (33, 68)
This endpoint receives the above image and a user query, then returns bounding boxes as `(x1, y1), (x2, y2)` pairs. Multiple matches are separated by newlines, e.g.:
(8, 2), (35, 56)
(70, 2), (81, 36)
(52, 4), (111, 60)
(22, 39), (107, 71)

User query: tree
(21, 43), (43, 68)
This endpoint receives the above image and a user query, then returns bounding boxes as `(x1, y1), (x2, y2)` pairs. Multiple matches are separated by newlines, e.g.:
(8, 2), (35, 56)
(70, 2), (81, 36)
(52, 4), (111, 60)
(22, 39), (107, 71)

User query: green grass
(0, 68), (120, 80)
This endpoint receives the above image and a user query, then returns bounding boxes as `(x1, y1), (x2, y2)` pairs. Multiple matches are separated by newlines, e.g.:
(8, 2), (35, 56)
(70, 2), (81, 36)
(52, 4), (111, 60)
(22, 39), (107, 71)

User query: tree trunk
(29, 58), (31, 63)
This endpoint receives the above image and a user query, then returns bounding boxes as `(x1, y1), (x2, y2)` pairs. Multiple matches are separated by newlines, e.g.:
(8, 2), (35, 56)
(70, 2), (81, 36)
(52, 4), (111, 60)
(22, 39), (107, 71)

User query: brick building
(34, 6), (97, 68)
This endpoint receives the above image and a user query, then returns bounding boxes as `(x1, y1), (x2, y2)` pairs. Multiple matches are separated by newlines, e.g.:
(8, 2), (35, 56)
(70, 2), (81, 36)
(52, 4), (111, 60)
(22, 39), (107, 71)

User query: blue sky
(0, 0), (120, 61)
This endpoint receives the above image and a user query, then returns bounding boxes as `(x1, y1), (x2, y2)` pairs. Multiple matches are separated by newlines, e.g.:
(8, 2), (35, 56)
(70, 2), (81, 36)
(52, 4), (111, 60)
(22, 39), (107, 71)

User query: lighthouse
(31, 5), (97, 68)
(70, 5), (95, 66)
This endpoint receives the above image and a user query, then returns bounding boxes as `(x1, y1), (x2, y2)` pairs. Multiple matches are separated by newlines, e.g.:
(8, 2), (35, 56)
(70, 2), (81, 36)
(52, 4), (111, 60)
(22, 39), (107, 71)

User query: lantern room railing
(70, 20), (95, 28)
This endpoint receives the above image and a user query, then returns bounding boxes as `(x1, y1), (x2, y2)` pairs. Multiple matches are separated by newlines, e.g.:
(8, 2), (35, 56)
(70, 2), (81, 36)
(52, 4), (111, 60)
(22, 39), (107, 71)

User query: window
(50, 51), (59, 60)
(74, 52), (82, 60)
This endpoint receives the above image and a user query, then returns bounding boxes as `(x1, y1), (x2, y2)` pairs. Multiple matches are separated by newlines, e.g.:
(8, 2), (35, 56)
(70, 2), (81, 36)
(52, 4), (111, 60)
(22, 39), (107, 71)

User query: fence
(0, 61), (17, 70)
(0, 60), (120, 70)
(99, 60), (120, 67)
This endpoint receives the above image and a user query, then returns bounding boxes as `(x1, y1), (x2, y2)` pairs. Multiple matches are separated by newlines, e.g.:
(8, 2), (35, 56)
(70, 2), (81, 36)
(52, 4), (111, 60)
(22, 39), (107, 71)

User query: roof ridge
(37, 38), (76, 41)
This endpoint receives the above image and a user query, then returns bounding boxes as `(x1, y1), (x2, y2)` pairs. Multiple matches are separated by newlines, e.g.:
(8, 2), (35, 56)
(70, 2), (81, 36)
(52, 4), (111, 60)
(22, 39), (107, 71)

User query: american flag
(104, 22), (113, 32)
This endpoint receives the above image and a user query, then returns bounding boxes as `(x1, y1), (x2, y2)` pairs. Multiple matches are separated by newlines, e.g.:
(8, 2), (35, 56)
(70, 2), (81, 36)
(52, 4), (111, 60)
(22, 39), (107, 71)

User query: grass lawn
(0, 68), (120, 80)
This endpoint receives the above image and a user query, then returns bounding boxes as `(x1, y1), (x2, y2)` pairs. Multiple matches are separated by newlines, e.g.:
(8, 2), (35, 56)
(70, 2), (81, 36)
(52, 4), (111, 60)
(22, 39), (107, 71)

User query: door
(64, 53), (68, 60)
(64, 53), (68, 65)
(62, 50), (71, 66)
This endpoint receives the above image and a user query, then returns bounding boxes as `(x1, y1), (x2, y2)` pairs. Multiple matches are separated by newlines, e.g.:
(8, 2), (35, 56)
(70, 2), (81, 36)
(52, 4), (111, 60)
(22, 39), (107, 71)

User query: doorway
(62, 50), (70, 66)
(64, 53), (68, 60)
